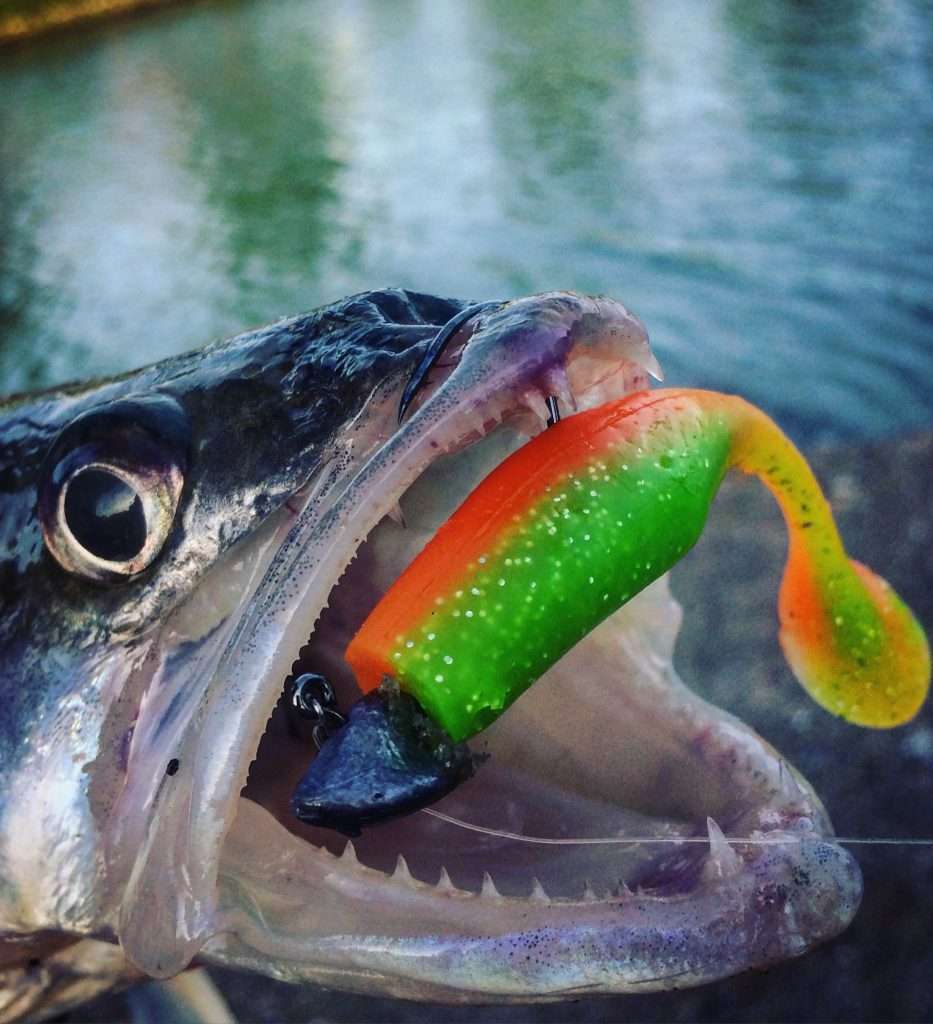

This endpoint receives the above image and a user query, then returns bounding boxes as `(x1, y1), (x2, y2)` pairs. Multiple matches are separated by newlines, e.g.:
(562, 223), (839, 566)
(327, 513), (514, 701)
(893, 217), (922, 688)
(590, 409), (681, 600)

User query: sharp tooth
(640, 346), (664, 383)
(386, 502), (407, 528)
(465, 410), (487, 436)
(705, 817), (741, 879)
(610, 880), (634, 900)
(621, 340), (663, 383)
(778, 758), (805, 797)
(591, 303), (663, 382)
(520, 390), (552, 427)
(436, 867), (457, 894)
(480, 872), (501, 900)
(582, 880), (598, 903)
(511, 414), (542, 440)
(529, 877), (549, 903)
(393, 854), (416, 886)
(544, 365), (578, 414)
(340, 840), (358, 866)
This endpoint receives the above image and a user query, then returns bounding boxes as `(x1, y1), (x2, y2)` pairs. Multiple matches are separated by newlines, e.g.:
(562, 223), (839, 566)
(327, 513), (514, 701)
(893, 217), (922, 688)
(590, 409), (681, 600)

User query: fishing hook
(290, 673), (347, 749)
(398, 300), (503, 424)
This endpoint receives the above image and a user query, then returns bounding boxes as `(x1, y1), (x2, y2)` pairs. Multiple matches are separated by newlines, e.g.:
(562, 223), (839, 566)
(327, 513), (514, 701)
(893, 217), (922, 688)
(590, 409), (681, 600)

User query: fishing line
(421, 808), (933, 847)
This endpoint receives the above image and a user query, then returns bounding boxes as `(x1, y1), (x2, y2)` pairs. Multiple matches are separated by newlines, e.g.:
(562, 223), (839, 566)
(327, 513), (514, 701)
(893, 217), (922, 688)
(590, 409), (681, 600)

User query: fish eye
(64, 466), (150, 561)
(39, 395), (188, 582)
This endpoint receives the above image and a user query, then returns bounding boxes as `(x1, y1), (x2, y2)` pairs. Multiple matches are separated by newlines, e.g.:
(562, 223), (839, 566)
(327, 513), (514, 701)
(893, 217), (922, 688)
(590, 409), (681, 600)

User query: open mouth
(113, 294), (862, 998)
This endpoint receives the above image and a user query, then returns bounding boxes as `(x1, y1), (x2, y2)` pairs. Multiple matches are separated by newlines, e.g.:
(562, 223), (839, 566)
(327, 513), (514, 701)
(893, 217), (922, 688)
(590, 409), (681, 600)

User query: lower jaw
(213, 402), (860, 992)
(209, 788), (861, 1000)
(224, 563), (859, 994)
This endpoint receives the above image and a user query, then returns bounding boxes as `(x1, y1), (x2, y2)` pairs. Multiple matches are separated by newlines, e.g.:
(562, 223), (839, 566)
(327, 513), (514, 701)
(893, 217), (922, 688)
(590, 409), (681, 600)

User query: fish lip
(113, 291), (657, 976)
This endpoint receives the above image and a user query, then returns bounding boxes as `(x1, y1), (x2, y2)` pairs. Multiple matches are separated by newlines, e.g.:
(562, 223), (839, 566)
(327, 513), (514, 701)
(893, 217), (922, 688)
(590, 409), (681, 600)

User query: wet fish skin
(0, 288), (467, 1016)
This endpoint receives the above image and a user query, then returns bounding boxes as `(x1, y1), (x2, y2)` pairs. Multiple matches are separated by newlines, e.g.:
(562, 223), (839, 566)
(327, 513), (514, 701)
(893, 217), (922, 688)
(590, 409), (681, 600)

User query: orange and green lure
(346, 389), (930, 743)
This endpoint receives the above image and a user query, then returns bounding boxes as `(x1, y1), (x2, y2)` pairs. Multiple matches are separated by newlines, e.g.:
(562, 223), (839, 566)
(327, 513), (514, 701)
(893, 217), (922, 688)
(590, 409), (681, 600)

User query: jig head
(290, 679), (476, 837)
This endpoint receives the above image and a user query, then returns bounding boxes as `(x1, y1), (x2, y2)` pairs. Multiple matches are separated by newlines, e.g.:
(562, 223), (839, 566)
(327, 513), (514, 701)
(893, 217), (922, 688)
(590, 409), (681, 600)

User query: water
(1, 0), (932, 440)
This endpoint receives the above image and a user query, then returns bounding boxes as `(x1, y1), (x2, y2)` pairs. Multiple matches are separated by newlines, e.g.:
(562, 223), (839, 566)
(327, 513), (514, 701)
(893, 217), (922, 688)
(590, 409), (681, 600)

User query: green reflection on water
(0, 0), (931, 438)
(484, 0), (639, 183)
(168, 5), (341, 318)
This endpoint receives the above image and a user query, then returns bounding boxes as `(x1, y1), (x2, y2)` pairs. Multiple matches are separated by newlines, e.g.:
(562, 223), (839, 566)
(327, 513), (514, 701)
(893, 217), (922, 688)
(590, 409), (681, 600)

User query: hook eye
(290, 673), (338, 717)
(290, 674), (346, 747)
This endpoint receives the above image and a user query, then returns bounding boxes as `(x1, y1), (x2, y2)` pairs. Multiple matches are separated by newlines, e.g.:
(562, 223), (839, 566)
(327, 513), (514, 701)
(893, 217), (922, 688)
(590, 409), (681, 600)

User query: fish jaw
(111, 292), (667, 975)
(196, 576), (860, 1000)
(107, 292), (860, 996)
(0, 290), (863, 1005)
(209, 820), (859, 1001)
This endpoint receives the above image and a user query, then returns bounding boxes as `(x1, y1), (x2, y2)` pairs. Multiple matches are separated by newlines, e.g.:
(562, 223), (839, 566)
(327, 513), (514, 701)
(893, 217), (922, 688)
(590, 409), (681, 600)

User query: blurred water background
(2, 0), (932, 440)
(2, 2), (933, 1022)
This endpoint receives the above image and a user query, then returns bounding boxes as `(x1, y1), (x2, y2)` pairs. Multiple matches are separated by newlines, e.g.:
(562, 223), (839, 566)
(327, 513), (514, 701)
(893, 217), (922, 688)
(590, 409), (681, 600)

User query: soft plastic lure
(346, 388), (929, 742)
(292, 388), (930, 832)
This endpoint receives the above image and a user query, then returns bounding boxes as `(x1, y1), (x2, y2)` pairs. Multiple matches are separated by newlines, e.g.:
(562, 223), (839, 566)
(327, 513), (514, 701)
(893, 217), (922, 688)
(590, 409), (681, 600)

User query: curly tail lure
(293, 389), (930, 832)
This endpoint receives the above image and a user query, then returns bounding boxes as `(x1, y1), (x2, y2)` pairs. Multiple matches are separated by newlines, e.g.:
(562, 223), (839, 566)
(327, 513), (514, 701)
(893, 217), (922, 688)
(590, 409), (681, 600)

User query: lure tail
(721, 394), (930, 727)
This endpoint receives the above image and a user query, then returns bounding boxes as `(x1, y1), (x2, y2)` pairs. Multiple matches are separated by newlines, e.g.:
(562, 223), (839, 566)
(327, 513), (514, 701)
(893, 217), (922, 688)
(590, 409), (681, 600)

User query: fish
(0, 289), (873, 1020)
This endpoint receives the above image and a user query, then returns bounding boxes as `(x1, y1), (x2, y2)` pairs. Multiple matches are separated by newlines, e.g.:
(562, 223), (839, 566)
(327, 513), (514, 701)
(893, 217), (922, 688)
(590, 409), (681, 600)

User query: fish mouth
(114, 293), (861, 997)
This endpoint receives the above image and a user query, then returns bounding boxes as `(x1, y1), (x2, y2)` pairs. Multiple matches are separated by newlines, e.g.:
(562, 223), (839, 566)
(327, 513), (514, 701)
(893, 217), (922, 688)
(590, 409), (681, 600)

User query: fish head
(0, 289), (860, 1012)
